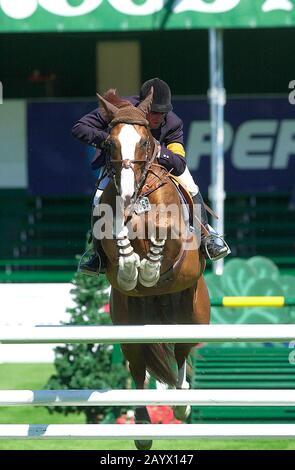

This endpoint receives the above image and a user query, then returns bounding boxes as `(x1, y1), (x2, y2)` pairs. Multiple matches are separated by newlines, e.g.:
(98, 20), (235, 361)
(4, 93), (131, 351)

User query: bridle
(103, 129), (162, 207)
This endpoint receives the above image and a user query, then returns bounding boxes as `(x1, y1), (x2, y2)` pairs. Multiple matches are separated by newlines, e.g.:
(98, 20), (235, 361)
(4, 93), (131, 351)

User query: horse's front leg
(138, 237), (165, 287)
(116, 226), (140, 291)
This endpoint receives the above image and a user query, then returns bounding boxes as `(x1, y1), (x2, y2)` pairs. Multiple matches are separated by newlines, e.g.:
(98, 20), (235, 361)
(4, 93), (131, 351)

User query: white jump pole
(1, 424), (295, 440)
(0, 389), (295, 407)
(0, 324), (295, 343)
(209, 28), (226, 276)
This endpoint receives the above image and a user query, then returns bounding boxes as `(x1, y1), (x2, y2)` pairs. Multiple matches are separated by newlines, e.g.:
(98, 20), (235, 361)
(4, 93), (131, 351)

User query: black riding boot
(192, 192), (231, 261)
(79, 206), (108, 276)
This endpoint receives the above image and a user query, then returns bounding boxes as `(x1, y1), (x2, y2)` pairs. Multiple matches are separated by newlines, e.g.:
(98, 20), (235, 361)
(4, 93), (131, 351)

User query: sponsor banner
(174, 96), (295, 194)
(27, 96), (295, 195)
(0, 1), (295, 33)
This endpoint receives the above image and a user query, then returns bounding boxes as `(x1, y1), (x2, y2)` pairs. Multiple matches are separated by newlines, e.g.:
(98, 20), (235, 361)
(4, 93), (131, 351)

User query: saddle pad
(169, 174), (194, 224)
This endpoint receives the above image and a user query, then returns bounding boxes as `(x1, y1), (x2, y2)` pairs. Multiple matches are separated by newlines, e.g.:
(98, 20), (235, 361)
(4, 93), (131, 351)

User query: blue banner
(173, 96), (295, 194)
(28, 97), (295, 195)
(27, 101), (97, 195)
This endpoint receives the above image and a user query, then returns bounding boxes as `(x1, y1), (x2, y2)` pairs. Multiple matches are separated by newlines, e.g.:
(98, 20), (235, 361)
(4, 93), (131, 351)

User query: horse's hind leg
(173, 344), (194, 421)
(110, 289), (152, 449)
(173, 277), (210, 421)
(121, 344), (152, 451)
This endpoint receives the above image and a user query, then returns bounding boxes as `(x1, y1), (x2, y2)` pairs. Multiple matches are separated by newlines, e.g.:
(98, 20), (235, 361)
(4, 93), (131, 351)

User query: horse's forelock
(103, 89), (133, 109)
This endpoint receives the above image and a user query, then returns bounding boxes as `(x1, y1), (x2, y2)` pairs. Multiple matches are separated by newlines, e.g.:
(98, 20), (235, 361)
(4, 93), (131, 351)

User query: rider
(72, 78), (231, 276)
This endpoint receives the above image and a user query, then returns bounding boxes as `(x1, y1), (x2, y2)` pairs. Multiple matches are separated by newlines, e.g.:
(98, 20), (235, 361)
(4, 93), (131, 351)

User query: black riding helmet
(140, 78), (173, 113)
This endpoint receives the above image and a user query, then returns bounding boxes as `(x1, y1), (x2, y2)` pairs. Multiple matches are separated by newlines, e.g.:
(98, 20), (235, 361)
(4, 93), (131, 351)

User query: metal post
(208, 29), (226, 275)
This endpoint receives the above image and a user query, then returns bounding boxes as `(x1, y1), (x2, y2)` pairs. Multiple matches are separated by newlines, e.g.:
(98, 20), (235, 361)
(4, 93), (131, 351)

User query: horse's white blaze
(120, 168), (134, 203)
(118, 124), (141, 201)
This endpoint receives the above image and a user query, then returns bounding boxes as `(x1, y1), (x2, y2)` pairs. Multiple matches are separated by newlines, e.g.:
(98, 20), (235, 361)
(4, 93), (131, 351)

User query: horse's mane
(103, 89), (132, 109)
(100, 88), (149, 127)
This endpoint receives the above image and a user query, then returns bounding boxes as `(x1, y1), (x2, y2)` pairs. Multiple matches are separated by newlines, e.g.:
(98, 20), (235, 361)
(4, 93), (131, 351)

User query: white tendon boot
(173, 361), (191, 421)
(139, 237), (165, 287)
(116, 227), (140, 291)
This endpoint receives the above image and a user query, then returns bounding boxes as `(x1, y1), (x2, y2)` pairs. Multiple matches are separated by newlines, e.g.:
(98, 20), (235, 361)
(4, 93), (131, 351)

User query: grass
(0, 364), (295, 450)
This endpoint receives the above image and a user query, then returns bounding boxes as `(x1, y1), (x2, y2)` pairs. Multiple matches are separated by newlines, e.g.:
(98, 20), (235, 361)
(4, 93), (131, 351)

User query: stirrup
(78, 249), (101, 276)
(204, 233), (231, 261)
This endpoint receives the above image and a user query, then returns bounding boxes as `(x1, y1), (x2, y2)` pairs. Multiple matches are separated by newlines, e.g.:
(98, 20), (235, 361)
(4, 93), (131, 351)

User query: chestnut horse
(94, 89), (210, 450)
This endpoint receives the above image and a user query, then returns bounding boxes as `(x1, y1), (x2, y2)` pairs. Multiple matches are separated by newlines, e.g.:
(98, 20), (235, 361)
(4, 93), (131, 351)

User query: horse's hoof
(173, 404), (191, 421)
(134, 438), (153, 451)
(134, 421), (153, 450)
(134, 407), (152, 450)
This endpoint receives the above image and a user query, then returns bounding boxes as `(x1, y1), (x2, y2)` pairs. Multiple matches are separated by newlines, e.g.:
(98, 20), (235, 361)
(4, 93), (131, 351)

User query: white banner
(0, 283), (72, 362)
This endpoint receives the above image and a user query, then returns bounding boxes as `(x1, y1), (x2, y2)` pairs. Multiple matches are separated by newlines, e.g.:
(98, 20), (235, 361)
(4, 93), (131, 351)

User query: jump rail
(211, 296), (295, 307)
(2, 323), (295, 441)
(0, 324), (295, 344)
(0, 389), (295, 406)
(1, 424), (295, 439)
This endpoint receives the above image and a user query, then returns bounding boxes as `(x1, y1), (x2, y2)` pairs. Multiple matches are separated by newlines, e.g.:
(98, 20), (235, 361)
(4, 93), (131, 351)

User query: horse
(94, 88), (210, 450)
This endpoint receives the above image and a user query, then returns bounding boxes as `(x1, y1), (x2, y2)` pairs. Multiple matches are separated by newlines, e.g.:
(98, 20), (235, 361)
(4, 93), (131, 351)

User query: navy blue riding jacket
(71, 95), (186, 176)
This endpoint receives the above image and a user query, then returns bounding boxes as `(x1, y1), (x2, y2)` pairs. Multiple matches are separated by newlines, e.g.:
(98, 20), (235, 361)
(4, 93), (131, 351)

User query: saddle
(170, 174), (218, 228)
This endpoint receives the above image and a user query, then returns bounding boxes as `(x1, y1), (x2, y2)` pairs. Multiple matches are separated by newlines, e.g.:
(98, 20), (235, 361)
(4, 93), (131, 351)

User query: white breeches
(93, 167), (110, 207)
(177, 167), (199, 196)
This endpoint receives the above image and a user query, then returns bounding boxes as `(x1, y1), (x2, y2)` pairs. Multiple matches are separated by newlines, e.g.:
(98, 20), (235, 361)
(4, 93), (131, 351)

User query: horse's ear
(137, 86), (153, 116)
(96, 93), (118, 121)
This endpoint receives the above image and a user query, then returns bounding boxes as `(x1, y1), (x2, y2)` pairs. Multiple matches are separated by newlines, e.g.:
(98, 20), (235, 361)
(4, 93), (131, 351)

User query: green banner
(0, 0), (295, 33)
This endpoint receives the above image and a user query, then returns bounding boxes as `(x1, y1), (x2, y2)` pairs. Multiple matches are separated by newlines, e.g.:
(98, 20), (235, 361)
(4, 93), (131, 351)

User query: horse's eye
(141, 139), (148, 148)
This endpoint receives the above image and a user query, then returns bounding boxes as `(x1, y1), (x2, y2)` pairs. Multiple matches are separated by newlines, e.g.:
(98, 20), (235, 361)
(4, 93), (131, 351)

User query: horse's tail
(142, 343), (176, 388)
(129, 295), (177, 388)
